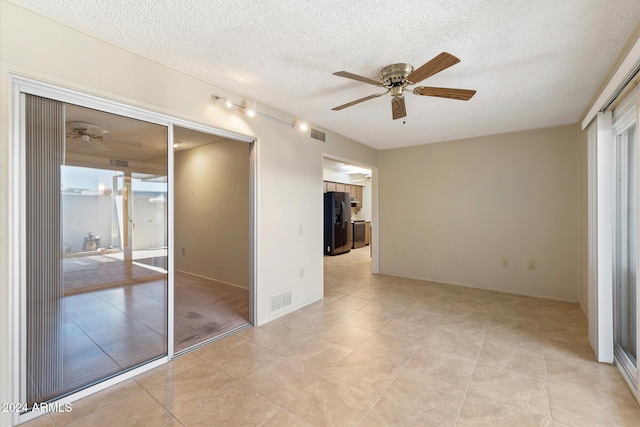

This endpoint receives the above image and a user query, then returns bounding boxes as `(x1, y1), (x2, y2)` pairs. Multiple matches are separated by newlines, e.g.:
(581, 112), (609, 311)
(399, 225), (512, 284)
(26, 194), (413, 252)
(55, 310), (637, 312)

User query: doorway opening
(322, 157), (374, 295)
(173, 126), (251, 352)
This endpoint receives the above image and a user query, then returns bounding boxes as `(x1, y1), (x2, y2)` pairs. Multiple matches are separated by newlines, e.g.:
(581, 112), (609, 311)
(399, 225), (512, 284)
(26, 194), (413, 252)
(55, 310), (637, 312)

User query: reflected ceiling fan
(66, 121), (143, 152)
(331, 52), (476, 120)
(66, 122), (111, 151)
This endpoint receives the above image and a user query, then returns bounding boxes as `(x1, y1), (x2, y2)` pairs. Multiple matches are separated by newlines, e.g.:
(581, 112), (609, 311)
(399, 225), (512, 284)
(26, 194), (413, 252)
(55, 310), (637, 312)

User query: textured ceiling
(9, 0), (640, 149)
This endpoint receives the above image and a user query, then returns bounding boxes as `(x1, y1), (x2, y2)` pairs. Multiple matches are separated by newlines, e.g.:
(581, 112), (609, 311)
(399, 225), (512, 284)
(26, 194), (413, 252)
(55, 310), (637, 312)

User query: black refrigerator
(324, 191), (352, 255)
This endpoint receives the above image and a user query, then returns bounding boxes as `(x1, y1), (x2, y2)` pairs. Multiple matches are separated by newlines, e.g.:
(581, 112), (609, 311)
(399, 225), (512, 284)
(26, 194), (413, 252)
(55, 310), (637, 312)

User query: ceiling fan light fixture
(391, 96), (407, 120)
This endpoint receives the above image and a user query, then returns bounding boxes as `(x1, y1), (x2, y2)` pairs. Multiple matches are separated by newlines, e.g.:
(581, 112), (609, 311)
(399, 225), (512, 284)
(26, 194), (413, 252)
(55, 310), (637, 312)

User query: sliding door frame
(9, 74), (257, 425)
(167, 118), (256, 331)
(612, 85), (640, 401)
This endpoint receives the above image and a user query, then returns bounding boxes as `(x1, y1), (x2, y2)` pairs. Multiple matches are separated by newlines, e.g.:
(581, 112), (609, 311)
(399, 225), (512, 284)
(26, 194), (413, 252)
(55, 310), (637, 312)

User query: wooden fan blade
(391, 96), (406, 120)
(413, 86), (476, 101)
(332, 93), (385, 111)
(333, 71), (383, 86)
(406, 52), (460, 84)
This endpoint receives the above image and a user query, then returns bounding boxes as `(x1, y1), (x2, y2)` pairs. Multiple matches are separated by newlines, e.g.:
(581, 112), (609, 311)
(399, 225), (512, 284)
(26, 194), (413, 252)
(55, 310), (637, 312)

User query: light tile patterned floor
(58, 280), (168, 398)
(23, 247), (640, 426)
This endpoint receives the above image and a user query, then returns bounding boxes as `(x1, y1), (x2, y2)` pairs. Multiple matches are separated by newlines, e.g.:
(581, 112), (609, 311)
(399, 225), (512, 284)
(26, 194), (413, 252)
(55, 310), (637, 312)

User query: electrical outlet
(501, 258), (509, 268)
(528, 260), (536, 270)
(182, 248), (186, 255)
(298, 223), (303, 235)
(299, 267), (304, 278)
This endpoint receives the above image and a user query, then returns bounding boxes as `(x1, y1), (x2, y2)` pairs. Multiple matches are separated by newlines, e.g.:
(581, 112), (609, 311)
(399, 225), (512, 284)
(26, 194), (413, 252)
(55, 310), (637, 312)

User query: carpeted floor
(174, 271), (250, 352)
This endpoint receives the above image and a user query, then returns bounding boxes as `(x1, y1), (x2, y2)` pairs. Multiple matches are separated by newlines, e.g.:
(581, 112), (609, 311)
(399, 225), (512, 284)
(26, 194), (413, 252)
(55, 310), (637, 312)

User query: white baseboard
(376, 271), (578, 303)
(174, 269), (248, 290)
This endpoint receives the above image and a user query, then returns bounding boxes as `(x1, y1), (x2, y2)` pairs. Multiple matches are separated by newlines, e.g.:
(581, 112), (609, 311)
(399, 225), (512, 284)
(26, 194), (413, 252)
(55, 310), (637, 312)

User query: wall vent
(270, 290), (292, 313)
(110, 159), (128, 167)
(270, 294), (282, 312)
(282, 290), (292, 307)
(310, 128), (326, 142)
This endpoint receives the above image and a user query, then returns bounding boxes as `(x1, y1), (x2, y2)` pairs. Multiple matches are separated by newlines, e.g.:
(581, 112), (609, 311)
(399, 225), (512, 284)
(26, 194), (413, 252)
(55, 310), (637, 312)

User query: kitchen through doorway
(173, 126), (251, 352)
(323, 157), (374, 291)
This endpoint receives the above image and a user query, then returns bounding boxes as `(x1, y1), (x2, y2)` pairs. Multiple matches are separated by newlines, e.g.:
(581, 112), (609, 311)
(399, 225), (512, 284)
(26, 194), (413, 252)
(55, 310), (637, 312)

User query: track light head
(245, 100), (256, 118)
(295, 119), (309, 132)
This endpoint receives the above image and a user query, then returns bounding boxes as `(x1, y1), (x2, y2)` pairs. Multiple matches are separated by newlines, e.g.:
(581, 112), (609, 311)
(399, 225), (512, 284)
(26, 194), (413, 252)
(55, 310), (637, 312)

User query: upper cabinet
(323, 181), (363, 209)
(324, 182), (336, 192)
(355, 186), (363, 209)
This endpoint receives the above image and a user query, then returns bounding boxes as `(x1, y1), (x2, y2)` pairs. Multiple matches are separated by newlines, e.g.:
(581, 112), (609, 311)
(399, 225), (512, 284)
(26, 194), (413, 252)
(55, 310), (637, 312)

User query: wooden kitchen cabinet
(346, 185), (354, 202)
(323, 181), (363, 209)
(325, 182), (336, 192)
(355, 186), (363, 208)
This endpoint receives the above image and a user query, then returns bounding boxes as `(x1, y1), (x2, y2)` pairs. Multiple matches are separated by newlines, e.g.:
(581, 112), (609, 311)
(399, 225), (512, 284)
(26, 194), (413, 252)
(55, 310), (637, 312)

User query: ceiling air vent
(110, 159), (128, 167)
(310, 128), (326, 142)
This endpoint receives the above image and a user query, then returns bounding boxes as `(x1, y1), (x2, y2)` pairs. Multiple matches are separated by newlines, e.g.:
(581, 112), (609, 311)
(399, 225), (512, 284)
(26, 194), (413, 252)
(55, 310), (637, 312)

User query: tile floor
(43, 263), (247, 402)
(38, 257), (249, 410)
(23, 247), (640, 426)
(63, 251), (167, 293)
(58, 280), (168, 399)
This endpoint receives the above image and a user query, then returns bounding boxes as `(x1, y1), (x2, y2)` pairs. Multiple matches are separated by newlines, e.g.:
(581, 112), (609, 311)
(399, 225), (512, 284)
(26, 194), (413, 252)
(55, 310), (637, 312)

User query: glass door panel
(61, 166), (126, 290)
(614, 121), (638, 382)
(23, 98), (169, 408)
(131, 172), (168, 279)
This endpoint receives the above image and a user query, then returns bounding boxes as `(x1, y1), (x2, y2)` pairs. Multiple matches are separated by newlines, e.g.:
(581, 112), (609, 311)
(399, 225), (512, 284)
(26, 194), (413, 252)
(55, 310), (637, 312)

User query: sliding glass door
(614, 108), (639, 387)
(22, 95), (169, 408)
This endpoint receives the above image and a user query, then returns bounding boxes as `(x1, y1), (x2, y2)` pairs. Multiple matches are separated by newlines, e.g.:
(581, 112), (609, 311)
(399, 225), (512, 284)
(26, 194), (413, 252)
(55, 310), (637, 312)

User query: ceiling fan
(66, 121), (143, 152)
(66, 122), (111, 151)
(331, 52), (476, 120)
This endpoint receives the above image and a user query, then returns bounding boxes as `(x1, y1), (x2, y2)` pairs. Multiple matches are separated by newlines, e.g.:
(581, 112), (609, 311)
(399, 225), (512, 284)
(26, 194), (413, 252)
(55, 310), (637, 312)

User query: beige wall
(0, 2), (379, 420)
(379, 124), (580, 301)
(175, 139), (250, 287)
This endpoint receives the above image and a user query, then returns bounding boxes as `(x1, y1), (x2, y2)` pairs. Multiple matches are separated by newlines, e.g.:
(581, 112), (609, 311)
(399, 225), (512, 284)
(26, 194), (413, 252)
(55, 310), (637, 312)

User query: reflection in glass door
(131, 172), (168, 279)
(614, 117), (638, 385)
(22, 96), (169, 408)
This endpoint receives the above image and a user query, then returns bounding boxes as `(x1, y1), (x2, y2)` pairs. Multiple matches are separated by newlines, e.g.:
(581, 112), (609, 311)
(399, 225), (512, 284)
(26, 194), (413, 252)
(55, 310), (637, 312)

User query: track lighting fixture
(212, 94), (314, 135)
(212, 95), (234, 109)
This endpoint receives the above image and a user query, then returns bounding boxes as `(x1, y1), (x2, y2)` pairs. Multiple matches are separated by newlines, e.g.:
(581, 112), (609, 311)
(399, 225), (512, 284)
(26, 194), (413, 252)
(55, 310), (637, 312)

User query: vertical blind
(25, 94), (65, 405)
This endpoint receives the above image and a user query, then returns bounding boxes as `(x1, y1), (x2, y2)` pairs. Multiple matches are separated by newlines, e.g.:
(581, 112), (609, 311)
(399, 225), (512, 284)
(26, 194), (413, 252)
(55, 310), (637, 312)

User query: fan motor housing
(380, 63), (413, 87)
